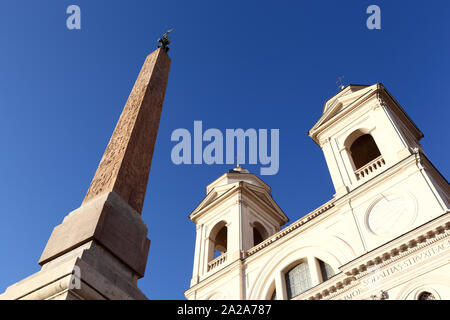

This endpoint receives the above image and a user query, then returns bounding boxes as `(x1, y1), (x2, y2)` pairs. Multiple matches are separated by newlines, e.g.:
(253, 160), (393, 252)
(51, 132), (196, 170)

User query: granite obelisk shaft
(83, 48), (171, 214)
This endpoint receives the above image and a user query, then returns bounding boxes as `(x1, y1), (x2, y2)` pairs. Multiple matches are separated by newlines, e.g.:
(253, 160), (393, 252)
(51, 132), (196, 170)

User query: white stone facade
(185, 83), (450, 300)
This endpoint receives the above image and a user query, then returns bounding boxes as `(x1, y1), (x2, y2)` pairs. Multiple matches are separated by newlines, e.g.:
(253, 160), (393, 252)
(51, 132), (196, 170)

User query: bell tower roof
(206, 165), (271, 195)
(309, 83), (423, 145)
(189, 165), (288, 225)
(228, 164), (249, 174)
(322, 84), (370, 114)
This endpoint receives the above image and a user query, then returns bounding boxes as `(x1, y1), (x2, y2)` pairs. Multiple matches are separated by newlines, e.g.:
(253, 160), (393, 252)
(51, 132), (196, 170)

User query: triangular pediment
(243, 184), (288, 223)
(189, 183), (238, 218)
(247, 188), (276, 211)
(322, 85), (369, 113)
(189, 180), (288, 224)
(311, 84), (376, 133)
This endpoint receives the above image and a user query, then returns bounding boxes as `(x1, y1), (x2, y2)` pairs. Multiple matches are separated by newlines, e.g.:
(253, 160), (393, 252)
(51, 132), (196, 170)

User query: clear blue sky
(0, 1), (448, 299)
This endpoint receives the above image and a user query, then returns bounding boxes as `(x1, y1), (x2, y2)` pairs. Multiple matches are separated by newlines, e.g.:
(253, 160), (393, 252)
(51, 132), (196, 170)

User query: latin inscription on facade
(341, 238), (450, 299)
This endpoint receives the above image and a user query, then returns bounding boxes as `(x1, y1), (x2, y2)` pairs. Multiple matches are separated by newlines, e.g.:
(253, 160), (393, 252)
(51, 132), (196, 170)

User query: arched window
(214, 226), (227, 253)
(208, 221), (227, 262)
(253, 229), (263, 247)
(285, 262), (312, 299)
(252, 222), (268, 246)
(318, 259), (335, 282)
(349, 134), (381, 170)
(418, 291), (436, 300)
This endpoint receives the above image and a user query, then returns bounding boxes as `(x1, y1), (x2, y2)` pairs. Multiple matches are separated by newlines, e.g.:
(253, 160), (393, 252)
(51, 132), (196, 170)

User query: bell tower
(309, 83), (449, 251)
(186, 165), (288, 299)
(309, 83), (427, 197)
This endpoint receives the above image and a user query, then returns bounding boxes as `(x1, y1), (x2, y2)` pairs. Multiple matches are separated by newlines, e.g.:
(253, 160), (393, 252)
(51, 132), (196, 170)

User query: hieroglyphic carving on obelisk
(83, 47), (171, 213)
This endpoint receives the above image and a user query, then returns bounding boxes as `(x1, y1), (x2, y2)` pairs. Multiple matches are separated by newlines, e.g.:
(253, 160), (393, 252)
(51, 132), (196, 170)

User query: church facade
(184, 83), (450, 300)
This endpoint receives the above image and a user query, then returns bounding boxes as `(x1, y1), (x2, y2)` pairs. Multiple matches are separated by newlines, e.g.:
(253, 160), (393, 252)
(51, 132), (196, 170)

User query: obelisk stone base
(39, 191), (150, 278)
(0, 192), (151, 300)
(1, 239), (147, 300)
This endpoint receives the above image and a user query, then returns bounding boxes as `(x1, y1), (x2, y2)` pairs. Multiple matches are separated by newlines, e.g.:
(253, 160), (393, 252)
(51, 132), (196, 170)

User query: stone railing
(207, 253), (227, 272)
(246, 200), (334, 257)
(355, 156), (385, 181)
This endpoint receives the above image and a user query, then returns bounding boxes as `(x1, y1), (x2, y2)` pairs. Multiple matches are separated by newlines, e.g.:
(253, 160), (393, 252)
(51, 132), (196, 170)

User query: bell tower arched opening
(342, 129), (386, 181)
(252, 222), (268, 247)
(208, 221), (227, 262)
(349, 134), (381, 170)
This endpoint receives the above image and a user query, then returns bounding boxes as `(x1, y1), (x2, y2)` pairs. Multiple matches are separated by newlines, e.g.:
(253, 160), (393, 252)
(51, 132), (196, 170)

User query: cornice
(378, 88), (423, 139)
(206, 172), (271, 194)
(242, 185), (288, 224)
(246, 199), (334, 257)
(190, 182), (287, 225)
(185, 256), (245, 296)
(189, 184), (239, 221)
(302, 212), (450, 300)
(333, 152), (420, 207)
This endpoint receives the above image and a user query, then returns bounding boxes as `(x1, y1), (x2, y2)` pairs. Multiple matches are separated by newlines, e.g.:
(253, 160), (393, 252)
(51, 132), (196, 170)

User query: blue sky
(0, 1), (448, 299)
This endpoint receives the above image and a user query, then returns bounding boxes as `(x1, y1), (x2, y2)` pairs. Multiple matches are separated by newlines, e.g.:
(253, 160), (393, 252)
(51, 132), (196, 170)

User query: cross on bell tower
(336, 76), (345, 90)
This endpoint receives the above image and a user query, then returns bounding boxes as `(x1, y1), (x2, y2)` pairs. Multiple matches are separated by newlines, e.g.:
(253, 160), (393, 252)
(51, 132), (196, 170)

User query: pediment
(311, 84), (376, 133)
(189, 181), (288, 224)
(189, 183), (238, 218)
(247, 188), (276, 211)
(243, 184), (288, 223)
(322, 85), (369, 113)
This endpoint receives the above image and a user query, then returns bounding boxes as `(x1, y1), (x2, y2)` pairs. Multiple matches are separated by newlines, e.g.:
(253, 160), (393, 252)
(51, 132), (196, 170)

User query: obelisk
(0, 33), (172, 300)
